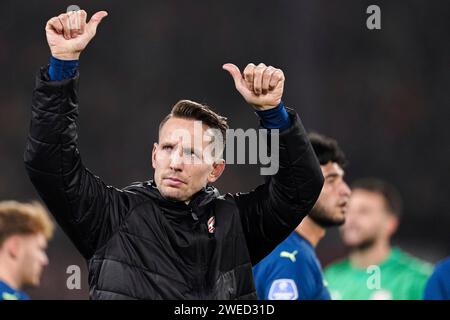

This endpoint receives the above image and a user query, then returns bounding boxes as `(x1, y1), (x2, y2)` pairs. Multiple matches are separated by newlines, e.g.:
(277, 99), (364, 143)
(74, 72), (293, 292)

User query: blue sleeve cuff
(48, 56), (79, 81)
(255, 101), (292, 131)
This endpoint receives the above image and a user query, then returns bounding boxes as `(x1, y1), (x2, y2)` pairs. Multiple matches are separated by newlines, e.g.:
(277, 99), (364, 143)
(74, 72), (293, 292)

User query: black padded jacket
(24, 66), (324, 300)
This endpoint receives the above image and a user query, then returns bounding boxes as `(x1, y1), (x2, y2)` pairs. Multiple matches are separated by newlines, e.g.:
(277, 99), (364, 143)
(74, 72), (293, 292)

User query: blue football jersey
(424, 257), (450, 300)
(0, 280), (29, 300)
(253, 232), (331, 300)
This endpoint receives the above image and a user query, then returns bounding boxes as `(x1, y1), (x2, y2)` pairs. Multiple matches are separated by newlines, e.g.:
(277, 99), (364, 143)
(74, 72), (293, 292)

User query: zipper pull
(190, 209), (198, 221)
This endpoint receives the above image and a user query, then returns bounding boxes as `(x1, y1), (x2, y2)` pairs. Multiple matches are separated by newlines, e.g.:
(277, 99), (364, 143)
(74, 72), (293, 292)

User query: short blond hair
(0, 201), (54, 246)
(160, 100), (229, 141)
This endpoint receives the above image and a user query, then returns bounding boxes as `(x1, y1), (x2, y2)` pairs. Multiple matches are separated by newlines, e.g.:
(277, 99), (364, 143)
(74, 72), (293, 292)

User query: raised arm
(223, 63), (324, 264)
(24, 9), (133, 259)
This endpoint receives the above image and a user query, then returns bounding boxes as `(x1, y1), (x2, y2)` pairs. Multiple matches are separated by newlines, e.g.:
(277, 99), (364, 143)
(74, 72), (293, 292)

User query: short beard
(348, 237), (377, 252)
(158, 186), (189, 203)
(309, 204), (345, 228)
(161, 193), (188, 203)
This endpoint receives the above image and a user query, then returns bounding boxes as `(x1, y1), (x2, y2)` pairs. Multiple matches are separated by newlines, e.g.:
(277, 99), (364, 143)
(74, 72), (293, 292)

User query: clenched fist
(45, 9), (108, 60)
(223, 63), (285, 110)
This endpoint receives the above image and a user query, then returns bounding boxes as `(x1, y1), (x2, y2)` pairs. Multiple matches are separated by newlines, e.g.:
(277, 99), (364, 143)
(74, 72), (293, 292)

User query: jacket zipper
(190, 208), (205, 298)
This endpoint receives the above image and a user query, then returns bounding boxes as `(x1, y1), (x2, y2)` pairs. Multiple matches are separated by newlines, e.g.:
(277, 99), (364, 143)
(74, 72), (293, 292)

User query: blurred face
(17, 233), (49, 287)
(309, 162), (351, 227)
(340, 189), (398, 249)
(152, 117), (225, 202)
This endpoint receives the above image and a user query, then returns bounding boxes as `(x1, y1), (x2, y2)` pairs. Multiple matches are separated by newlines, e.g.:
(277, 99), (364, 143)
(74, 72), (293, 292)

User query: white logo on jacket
(207, 216), (215, 233)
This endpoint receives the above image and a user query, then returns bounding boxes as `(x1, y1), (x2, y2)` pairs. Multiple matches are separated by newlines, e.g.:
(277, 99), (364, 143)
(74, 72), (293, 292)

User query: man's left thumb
(222, 63), (243, 89)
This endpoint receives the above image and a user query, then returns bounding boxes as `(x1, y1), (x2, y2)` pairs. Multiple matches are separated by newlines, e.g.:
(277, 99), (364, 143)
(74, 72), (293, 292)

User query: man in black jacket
(24, 9), (324, 299)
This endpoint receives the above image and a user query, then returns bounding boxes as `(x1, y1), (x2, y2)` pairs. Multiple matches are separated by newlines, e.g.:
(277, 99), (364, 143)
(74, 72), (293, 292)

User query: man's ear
(152, 143), (158, 169)
(207, 160), (225, 183)
(4, 235), (22, 260)
(386, 214), (399, 238)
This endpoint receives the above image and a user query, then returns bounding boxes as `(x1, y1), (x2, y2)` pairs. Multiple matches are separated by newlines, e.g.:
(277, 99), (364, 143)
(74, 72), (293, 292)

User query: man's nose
(169, 146), (184, 170)
(340, 181), (352, 197)
(43, 253), (49, 266)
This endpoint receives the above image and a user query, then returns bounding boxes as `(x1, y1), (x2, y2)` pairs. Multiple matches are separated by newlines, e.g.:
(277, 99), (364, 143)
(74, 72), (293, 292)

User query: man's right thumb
(87, 11), (108, 34)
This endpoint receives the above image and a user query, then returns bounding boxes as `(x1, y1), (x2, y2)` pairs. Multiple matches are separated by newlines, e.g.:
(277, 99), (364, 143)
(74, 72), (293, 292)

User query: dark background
(0, 0), (448, 299)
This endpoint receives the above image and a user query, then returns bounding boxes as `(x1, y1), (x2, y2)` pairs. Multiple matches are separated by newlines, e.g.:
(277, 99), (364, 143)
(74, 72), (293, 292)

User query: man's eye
(185, 150), (200, 159)
(326, 178), (336, 184)
(162, 145), (173, 150)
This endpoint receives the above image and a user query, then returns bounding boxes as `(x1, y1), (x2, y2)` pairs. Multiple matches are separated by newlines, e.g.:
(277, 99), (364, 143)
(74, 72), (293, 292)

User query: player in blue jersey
(0, 201), (54, 300)
(424, 257), (450, 300)
(253, 132), (351, 300)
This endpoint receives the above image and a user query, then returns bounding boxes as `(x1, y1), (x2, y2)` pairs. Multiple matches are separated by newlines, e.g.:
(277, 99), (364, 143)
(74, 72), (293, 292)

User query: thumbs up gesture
(223, 63), (285, 110)
(45, 10), (108, 60)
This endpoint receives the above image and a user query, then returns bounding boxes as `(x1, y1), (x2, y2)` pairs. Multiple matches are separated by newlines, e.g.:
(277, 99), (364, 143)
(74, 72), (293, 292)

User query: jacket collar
(144, 180), (219, 220)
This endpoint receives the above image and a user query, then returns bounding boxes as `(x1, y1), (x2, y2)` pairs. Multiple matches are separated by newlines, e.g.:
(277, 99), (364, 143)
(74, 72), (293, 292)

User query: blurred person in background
(23, 9), (323, 299)
(424, 256), (450, 300)
(324, 178), (432, 300)
(253, 133), (351, 300)
(0, 201), (54, 300)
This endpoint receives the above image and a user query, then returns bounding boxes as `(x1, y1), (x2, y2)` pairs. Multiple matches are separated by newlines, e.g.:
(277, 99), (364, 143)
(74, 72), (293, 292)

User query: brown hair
(159, 100), (229, 140)
(0, 201), (54, 247)
(351, 178), (403, 217)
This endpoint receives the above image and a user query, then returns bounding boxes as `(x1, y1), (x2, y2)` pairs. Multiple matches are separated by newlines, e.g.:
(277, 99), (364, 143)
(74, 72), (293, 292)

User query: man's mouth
(163, 176), (186, 187)
(338, 201), (348, 214)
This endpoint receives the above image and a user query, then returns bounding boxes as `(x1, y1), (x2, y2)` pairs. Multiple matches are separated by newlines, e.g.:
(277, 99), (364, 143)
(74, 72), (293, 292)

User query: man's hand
(223, 63), (285, 110)
(45, 10), (108, 60)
